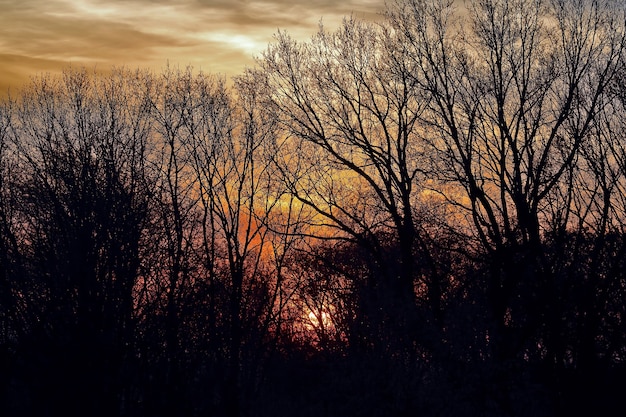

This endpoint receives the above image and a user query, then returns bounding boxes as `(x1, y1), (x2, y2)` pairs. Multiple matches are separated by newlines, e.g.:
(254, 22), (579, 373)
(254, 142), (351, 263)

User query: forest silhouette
(1, 0), (626, 416)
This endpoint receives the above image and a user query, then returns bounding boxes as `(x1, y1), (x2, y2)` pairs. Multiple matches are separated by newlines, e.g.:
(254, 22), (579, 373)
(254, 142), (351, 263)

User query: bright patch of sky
(0, 0), (385, 94)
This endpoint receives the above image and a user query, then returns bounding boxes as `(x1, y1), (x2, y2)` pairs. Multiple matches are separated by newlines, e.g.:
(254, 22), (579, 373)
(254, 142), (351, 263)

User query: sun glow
(303, 303), (338, 334)
(307, 310), (332, 329)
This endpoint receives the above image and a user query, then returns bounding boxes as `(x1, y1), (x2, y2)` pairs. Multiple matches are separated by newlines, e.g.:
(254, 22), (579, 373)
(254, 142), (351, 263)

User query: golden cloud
(0, 0), (385, 95)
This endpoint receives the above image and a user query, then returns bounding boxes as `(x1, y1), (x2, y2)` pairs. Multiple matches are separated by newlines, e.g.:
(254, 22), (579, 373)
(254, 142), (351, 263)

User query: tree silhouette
(1, 1), (626, 416)
(2, 68), (154, 416)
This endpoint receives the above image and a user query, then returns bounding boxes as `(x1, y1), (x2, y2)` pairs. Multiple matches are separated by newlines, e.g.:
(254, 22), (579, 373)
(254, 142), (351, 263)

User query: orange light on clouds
(0, 0), (385, 96)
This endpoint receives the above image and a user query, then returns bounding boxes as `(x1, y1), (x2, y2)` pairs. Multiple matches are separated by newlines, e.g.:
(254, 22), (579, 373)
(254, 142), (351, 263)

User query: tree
(139, 66), (304, 416)
(387, 0), (626, 414)
(0, 91), (26, 413)
(257, 16), (448, 355)
(3, 67), (155, 417)
(178, 66), (303, 415)
(389, 0), (625, 355)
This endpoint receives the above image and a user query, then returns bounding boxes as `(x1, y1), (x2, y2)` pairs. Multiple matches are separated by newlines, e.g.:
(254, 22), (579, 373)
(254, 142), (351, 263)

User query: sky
(0, 0), (386, 95)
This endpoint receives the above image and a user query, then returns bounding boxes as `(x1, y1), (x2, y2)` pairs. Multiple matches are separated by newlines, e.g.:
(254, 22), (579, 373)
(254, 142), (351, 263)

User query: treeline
(2, 0), (626, 416)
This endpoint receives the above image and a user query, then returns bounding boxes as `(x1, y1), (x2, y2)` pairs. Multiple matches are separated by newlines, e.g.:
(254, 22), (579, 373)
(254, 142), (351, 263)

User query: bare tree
(388, 0), (625, 359)
(175, 65), (304, 414)
(4, 67), (154, 416)
(257, 16), (449, 355)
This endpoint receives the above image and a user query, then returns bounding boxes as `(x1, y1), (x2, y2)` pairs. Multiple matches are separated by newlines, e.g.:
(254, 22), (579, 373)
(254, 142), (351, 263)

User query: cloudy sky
(0, 0), (385, 94)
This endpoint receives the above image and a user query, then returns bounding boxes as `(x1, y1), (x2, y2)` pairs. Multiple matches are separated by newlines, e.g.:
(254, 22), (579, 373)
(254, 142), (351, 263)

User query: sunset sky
(0, 0), (385, 94)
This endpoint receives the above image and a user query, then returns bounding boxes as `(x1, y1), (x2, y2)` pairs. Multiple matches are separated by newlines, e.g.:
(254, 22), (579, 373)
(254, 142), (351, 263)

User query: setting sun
(306, 309), (333, 330)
